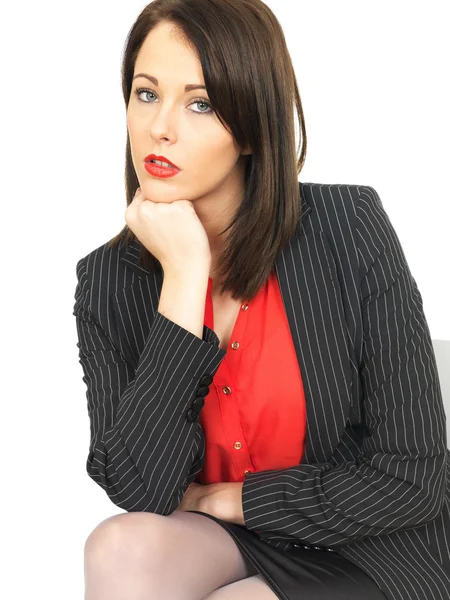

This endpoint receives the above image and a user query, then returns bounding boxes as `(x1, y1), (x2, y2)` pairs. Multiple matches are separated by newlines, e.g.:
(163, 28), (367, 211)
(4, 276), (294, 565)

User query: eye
(133, 87), (214, 115)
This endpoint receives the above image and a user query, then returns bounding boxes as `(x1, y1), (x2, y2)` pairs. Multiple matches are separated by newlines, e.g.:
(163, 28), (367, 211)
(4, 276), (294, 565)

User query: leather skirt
(188, 510), (387, 600)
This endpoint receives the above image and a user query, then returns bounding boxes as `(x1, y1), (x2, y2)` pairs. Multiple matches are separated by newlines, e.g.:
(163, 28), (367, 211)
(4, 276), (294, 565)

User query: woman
(73, 1), (450, 599)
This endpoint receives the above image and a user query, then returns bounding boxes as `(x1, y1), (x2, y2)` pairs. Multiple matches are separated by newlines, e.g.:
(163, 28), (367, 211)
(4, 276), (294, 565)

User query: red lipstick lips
(144, 154), (181, 179)
(144, 154), (179, 169)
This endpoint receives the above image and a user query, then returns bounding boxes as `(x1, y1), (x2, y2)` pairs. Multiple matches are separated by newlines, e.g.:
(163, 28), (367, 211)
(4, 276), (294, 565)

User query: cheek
(199, 138), (237, 173)
(126, 114), (137, 137)
(126, 107), (142, 137)
(126, 115), (142, 158)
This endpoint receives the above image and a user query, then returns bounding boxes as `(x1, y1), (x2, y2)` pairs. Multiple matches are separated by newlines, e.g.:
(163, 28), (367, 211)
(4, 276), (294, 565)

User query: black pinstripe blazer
(73, 183), (450, 600)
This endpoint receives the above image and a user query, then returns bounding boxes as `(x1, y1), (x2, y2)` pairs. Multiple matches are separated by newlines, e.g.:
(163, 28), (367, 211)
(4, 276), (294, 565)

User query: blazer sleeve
(241, 185), (448, 548)
(73, 256), (226, 514)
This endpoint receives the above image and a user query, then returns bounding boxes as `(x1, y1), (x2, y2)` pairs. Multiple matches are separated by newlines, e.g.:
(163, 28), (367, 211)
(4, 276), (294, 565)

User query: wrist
(198, 484), (214, 514)
(163, 259), (211, 280)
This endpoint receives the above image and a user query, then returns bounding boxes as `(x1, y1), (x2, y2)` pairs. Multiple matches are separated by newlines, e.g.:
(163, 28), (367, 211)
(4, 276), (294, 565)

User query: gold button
(234, 441), (242, 449)
(244, 469), (251, 476)
(231, 341), (239, 349)
(241, 303), (249, 311)
(222, 386), (231, 395)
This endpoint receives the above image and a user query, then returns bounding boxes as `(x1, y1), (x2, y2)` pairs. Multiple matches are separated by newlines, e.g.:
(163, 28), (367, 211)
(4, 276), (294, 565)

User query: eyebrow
(132, 73), (206, 92)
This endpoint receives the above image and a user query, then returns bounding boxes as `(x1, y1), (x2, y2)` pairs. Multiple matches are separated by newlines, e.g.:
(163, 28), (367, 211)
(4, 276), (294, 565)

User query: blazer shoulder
(73, 229), (131, 321)
(301, 181), (377, 217)
(300, 181), (383, 236)
(74, 229), (128, 278)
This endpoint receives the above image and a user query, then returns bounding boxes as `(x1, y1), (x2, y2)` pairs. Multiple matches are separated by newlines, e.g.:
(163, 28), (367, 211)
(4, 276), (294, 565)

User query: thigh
(86, 509), (259, 600)
(166, 509), (258, 582)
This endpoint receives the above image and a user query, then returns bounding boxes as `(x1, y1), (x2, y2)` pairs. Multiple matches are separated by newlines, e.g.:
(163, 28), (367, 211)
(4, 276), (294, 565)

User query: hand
(196, 482), (246, 526)
(175, 482), (207, 513)
(124, 187), (211, 272)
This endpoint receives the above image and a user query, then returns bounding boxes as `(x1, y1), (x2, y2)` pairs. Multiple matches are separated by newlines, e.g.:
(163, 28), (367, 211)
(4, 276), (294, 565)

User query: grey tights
(84, 508), (279, 599)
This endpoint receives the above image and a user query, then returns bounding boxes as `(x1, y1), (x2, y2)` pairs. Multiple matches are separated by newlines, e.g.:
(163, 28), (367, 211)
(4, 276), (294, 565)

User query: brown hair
(107, 0), (307, 302)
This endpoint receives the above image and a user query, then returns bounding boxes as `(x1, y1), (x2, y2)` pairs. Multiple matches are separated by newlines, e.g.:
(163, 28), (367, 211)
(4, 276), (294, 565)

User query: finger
(125, 187), (142, 221)
(132, 187), (142, 204)
(128, 187), (147, 216)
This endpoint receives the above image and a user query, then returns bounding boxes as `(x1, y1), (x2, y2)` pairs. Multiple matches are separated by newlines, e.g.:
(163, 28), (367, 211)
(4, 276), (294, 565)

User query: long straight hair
(107, 0), (307, 302)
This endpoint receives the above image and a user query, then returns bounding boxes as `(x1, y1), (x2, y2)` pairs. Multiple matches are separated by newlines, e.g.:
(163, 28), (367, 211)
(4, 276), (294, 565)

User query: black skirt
(188, 510), (387, 600)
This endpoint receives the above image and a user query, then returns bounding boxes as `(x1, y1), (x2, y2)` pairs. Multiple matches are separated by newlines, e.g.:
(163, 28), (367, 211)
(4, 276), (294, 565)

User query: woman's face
(127, 21), (249, 205)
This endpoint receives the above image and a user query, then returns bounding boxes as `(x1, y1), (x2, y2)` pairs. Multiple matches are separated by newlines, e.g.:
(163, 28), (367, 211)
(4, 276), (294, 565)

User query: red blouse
(194, 270), (307, 485)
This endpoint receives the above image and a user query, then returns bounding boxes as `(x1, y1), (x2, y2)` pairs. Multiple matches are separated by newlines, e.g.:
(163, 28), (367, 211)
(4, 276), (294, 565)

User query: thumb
(130, 187), (145, 208)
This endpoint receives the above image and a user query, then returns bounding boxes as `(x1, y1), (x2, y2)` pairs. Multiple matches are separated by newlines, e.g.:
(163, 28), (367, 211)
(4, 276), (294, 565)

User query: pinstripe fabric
(73, 183), (450, 600)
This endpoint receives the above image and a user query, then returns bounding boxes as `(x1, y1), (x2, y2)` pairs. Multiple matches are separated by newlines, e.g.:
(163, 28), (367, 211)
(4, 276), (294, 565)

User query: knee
(84, 511), (168, 570)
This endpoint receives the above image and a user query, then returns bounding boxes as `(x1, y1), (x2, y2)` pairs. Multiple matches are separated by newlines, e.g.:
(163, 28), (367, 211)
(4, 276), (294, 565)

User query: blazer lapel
(274, 213), (354, 465)
(114, 195), (354, 466)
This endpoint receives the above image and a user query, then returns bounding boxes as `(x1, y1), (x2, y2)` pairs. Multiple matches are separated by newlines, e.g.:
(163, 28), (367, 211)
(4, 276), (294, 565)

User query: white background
(1, 1), (449, 598)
